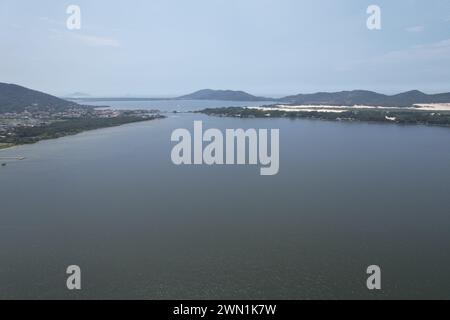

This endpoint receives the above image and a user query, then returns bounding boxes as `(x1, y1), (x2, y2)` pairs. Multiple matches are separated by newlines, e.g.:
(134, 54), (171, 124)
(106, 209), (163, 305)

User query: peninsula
(0, 83), (164, 149)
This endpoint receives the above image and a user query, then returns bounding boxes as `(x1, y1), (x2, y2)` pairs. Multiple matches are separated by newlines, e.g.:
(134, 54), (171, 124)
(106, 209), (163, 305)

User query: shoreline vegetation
(198, 105), (450, 127)
(0, 114), (165, 151)
(0, 143), (14, 150)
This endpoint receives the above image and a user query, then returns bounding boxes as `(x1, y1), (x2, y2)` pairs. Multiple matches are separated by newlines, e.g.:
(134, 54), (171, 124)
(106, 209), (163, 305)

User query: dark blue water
(1, 100), (450, 299)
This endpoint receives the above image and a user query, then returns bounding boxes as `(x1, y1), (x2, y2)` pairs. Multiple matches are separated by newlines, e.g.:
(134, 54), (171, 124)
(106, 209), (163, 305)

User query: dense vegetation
(0, 116), (162, 146)
(199, 107), (450, 127)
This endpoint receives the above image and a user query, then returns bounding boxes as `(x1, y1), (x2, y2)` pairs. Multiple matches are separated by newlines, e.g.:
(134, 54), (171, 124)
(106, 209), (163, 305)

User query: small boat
(1, 163), (6, 167)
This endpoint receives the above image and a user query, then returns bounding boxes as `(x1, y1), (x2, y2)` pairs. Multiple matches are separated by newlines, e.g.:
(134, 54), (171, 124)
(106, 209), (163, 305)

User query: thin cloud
(73, 34), (121, 48)
(405, 25), (424, 33)
(39, 16), (120, 48)
(46, 28), (121, 48)
(342, 38), (450, 71)
(379, 39), (450, 63)
(38, 16), (62, 26)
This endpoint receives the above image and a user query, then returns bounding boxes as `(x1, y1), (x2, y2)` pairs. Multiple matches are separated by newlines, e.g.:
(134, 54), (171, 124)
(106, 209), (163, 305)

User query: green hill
(0, 83), (79, 113)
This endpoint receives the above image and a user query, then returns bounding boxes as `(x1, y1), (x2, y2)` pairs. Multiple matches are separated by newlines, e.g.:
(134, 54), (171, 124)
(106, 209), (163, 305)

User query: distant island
(0, 83), (164, 149)
(177, 89), (273, 102)
(66, 92), (91, 99)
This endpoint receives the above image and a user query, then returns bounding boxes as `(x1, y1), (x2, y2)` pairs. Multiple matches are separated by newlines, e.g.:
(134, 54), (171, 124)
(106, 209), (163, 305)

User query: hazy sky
(1, 0), (449, 96)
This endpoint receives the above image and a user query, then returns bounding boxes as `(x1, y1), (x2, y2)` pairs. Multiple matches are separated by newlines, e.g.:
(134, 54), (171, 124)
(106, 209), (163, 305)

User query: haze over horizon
(1, 0), (450, 97)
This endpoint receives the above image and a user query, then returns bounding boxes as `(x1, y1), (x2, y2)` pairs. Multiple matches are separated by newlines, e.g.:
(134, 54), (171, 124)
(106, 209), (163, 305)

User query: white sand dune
(413, 103), (450, 111)
(249, 103), (450, 113)
(248, 105), (391, 113)
(248, 106), (346, 113)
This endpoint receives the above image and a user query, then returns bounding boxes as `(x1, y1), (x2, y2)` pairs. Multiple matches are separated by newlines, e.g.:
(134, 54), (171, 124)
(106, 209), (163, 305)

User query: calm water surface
(1, 100), (450, 299)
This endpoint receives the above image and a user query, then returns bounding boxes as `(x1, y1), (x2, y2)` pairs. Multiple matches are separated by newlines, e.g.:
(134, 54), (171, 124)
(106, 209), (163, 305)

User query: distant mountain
(0, 83), (79, 113)
(178, 89), (272, 101)
(280, 90), (450, 107)
(178, 89), (450, 106)
(3, 83), (450, 113)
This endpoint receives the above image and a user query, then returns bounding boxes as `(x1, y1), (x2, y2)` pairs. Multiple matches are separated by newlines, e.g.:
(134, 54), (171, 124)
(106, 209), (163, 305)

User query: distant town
(0, 106), (163, 149)
(0, 82), (168, 149)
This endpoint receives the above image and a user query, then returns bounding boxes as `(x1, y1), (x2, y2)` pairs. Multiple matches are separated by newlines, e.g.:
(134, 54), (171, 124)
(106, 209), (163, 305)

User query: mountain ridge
(179, 89), (450, 107)
(177, 89), (273, 102)
(0, 83), (79, 113)
(2, 84), (450, 113)
(279, 89), (450, 107)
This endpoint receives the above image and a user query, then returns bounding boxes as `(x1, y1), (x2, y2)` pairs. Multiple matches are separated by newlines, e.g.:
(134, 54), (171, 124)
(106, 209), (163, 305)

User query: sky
(0, 0), (449, 97)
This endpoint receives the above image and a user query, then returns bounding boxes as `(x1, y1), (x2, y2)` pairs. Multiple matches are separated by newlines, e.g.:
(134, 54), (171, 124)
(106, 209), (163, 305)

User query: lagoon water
(1, 100), (450, 299)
